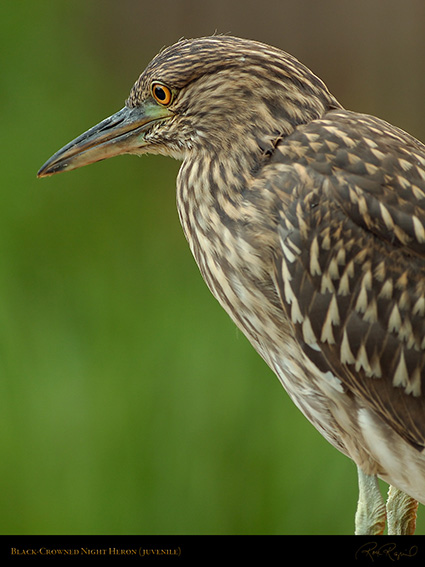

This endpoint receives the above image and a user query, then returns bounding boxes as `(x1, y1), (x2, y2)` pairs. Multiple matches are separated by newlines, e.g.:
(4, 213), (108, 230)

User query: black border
(1, 535), (424, 564)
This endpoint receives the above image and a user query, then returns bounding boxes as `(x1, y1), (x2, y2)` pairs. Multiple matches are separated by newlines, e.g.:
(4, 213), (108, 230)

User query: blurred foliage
(1, 0), (424, 535)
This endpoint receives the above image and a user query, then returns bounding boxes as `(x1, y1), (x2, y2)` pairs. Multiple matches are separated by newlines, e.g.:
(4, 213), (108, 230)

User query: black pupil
(155, 86), (167, 101)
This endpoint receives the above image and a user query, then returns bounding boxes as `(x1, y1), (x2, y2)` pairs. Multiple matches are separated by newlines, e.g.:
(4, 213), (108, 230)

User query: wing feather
(270, 109), (425, 448)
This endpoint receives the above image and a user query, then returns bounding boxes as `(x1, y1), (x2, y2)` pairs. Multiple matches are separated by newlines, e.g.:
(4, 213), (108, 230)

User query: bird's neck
(176, 147), (259, 263)
(175, 141), (283, 302)
(175, 147), (297, 373)
(175, 124), (288, 250)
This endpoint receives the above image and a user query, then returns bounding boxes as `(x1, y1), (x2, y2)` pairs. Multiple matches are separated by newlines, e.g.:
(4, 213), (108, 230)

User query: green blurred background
(1, 0), (425, 535)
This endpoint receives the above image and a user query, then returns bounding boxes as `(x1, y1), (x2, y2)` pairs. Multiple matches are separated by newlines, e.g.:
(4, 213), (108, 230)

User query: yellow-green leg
(386, 485), (418, 535)
(355, 467), (386, 535)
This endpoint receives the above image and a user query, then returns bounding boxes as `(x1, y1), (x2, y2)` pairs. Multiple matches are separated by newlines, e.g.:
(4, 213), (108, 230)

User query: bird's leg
(355, 467), (386, 535)
(386, 485), (418, 535)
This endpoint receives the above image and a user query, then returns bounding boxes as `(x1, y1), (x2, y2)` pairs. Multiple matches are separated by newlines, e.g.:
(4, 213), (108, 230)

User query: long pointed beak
(37, 102), (172, 178)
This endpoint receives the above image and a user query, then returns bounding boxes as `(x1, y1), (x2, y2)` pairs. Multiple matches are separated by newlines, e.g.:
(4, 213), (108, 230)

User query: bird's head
(38, 35), (340, 177)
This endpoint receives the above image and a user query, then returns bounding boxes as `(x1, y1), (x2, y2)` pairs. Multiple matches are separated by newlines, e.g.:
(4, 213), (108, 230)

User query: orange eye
(152, 83), (173, 106)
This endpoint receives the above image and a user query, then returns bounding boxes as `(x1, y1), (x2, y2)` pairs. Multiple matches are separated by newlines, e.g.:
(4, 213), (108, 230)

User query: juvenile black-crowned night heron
(38, 36), (425, 535)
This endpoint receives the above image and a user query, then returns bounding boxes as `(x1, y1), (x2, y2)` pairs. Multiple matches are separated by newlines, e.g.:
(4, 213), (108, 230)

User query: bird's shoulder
(264, 109), (425, 449)
(265, 109), (425, 253)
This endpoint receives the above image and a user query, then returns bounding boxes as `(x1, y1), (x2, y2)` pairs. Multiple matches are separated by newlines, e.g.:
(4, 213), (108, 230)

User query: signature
(355, 541), (418, 562)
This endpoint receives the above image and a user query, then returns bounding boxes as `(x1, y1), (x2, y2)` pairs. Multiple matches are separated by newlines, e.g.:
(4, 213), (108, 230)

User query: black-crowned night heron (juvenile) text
(38, 36), (425, 535)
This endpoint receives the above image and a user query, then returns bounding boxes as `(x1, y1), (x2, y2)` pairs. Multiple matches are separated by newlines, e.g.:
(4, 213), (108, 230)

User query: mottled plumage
(38, 35), (425, 534)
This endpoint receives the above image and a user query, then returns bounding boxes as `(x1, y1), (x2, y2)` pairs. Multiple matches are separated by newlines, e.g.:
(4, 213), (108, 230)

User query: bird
(37, 35), (425, 535)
